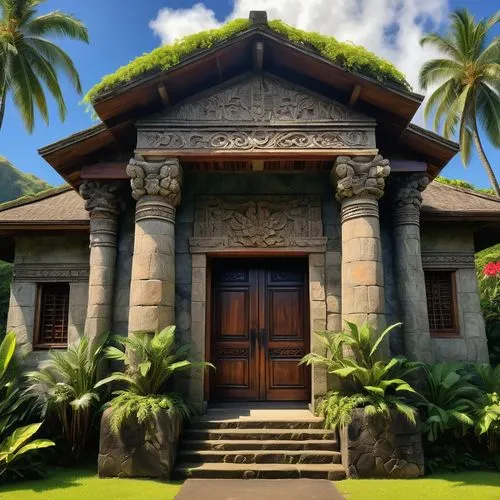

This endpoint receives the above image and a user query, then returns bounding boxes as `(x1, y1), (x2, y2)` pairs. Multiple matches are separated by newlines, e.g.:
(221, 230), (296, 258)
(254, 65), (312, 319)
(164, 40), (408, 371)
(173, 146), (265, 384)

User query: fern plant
(26, 333), (109, 460)
(302, 322), (420, 429)
(96, 325), (213, 433)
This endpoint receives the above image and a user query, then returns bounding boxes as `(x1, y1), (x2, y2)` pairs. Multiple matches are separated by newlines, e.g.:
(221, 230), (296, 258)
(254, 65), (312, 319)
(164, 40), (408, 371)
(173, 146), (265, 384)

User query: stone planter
(98, 407), (182, 479)
(340, 408), (424, 478)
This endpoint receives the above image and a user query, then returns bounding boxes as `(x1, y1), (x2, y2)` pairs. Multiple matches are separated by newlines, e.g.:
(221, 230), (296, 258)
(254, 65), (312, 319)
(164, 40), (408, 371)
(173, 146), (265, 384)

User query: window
(424, 271), (459, 337)
(34, 283), (70, 349)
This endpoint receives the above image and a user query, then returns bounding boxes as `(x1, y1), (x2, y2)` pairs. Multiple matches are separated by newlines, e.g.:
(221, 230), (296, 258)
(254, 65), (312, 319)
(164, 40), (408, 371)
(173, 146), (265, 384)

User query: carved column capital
(79, 181), (122, 216)
(333, 155), (391, 202)
(126, 157), (183, 206)
(392, 173), (429, 227)
(79, 181), (121, 248)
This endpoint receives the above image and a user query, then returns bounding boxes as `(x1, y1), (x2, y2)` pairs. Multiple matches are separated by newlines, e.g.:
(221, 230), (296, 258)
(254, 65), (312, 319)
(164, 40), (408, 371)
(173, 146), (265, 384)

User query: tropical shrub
(302, 322), (420, 430)
(96, 325), (213, 433)
(0, 423), (54, 483)
(26, 334), (109, 461)
(477, 260), (500, 365)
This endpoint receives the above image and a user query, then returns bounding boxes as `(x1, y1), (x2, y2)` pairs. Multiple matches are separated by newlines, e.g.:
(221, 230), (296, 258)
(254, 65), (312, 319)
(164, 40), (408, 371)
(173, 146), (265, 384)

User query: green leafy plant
(84, 18), (408, 104)
(0, 422), (54, 483)
(96, 325), (213, 433)
(302, 322), (420, 430)
(419, 9), (500, 197)
(26, 334), (109, 460)
(417, 363), (481, 442)
(0, 0), (90, 131)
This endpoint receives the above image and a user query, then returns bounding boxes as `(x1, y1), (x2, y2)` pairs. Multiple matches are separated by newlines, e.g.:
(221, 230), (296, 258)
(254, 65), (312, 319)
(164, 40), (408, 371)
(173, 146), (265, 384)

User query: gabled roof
(39, 11), (458, 187)
(422, 181), (500, 221)
(0, 186), (88, 228)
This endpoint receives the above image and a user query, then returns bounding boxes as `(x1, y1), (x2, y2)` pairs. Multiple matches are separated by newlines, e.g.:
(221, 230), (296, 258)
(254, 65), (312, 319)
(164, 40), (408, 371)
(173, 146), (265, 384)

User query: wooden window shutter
(424, 271), (459, 336)
(35, 283), (70, 348)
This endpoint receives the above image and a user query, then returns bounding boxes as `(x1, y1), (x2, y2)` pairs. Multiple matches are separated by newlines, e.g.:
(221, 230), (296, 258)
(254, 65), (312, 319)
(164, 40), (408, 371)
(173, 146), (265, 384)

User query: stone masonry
(333, 155), (390, 354)
(80, 181), (121, 339)
(126, 157), (183, 333)
(392, 174), (434, 363)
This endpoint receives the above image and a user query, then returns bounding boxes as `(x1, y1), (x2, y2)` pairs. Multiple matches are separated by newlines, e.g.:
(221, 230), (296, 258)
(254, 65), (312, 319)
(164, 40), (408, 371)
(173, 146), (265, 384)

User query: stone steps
(178, 449), (342, 464)
(183, 428), (337, 441)
(181, 439), (338, 451)
(175, 407), (346, 480)
(174, 462), (346, 480)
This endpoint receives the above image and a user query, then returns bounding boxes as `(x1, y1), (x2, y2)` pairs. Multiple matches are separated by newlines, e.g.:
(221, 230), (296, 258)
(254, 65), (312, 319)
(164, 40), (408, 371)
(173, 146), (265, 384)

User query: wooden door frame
(204, 254), (311, 403)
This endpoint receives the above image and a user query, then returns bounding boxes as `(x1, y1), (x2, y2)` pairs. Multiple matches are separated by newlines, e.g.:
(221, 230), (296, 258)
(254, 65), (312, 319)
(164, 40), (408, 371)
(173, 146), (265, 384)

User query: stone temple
(1, 12), (499, 416)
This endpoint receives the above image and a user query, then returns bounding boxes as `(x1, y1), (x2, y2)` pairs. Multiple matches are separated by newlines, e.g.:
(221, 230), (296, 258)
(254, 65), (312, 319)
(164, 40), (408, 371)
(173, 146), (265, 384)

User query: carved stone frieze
(13, 264), (89, 282)
(79, 181), (122, 215)
(421, 252), (475, 269)
(189, 196), (326, 252)
(126, 158), (183, 205)
(152, 75), (372, 124)
(137, 74), (376, 152)
(333, 155), (391, 202)
(137, 129), (373, 151)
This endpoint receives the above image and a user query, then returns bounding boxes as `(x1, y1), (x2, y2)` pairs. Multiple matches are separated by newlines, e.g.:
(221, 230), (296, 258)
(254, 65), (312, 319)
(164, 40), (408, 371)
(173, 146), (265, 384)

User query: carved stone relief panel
(13, 264), (90, 282)
(137, 74), (376, 152)
(421, 252), (475, 269)
(189, 195), (326, 253)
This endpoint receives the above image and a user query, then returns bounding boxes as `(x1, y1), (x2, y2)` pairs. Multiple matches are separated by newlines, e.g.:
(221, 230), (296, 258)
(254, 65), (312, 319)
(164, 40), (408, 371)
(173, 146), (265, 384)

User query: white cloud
(150, 0), (451, 125)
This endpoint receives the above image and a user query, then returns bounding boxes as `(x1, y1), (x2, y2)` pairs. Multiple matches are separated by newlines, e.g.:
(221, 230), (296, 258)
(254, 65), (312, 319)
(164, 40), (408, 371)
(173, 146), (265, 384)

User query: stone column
(333, 155), (390, 352)
(80, 182), (121, 339)
(126, 157), (183, 333)
(392, 174), (434, 363)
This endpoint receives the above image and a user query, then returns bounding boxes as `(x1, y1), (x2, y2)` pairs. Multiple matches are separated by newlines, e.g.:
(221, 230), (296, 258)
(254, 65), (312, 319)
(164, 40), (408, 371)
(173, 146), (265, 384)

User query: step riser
(181, 441), (338, 451)
(190, 421), (324, 430)
(179, 452), (342, 464)
(184, 430), (337, 441)
(175, 468), (346, 480)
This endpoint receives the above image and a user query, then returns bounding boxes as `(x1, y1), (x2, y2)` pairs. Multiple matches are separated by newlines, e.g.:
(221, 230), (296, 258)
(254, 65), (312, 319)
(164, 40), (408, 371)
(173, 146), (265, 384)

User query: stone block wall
(420, 223), (488, 363)
(7, 235), (90, 366)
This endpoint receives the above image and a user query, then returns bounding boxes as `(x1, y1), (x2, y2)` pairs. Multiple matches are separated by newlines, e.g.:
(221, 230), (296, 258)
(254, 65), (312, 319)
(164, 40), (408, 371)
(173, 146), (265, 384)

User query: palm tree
(419, 9), (500, 197)
(0, 0), (88, 132)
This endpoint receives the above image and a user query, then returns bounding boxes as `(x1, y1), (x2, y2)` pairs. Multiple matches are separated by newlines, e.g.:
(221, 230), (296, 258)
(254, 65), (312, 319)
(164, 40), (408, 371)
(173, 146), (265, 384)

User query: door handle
(260, 328), (267, 347)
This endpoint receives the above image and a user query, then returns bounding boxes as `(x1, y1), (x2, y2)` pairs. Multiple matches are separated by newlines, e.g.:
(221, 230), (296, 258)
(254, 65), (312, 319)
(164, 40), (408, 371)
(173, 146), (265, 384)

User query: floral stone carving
(190, 195), (326, 251)
(393, 173), (430, 208)
(341, 409), (424, 479)
(79, 181), (122, 214)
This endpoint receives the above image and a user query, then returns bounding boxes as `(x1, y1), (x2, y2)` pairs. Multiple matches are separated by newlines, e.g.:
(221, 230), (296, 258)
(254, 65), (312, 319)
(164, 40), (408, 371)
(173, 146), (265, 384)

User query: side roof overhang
(39, 23), (458, 187)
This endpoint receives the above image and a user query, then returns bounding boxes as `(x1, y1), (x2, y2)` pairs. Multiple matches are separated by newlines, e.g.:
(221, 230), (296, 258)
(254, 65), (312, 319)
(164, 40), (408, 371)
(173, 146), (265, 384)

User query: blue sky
(0, 0), (498, 188)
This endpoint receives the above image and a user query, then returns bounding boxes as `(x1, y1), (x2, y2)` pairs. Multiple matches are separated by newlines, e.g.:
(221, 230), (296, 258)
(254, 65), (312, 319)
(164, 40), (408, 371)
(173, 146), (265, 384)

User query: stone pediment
(137, 73), (376, 152)
(150, 74), (373, 125)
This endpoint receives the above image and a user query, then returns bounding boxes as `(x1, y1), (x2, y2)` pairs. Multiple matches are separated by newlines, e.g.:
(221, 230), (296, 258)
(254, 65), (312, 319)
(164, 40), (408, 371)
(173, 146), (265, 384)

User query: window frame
(424, 269), (461, 339)
(33, 282), (70, 350)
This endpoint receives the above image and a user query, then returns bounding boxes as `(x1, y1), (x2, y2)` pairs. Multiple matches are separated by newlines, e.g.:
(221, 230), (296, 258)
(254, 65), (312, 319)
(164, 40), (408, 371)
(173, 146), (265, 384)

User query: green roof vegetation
(435, 176), (495, 197)
(84, 18), (409, 104)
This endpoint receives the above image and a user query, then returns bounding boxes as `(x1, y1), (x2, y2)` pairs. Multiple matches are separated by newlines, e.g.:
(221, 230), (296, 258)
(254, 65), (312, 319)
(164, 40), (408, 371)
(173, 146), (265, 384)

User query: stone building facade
(1, 14), (498, 410)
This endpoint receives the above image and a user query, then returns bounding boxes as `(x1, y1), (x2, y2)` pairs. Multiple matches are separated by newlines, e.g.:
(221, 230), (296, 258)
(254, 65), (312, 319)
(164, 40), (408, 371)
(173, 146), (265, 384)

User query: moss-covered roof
(84, 18), (409, 104)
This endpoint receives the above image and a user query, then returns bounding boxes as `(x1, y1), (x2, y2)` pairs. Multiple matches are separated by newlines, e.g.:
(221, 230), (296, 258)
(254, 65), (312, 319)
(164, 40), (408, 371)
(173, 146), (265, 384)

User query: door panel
(263, 264), (310, 401)
(210, 258), (310, 402)
(211, 264), (258, 400)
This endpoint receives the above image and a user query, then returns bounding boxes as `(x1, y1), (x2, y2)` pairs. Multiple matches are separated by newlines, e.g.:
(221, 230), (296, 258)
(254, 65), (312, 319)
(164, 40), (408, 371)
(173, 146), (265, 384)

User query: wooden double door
(210, 258), (310, 402)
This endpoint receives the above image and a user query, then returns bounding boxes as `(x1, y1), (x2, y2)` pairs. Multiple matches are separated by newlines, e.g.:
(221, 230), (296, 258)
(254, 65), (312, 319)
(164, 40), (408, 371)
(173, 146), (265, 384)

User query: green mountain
(0, 157), (53, 335)
(0, 156), (52, 203)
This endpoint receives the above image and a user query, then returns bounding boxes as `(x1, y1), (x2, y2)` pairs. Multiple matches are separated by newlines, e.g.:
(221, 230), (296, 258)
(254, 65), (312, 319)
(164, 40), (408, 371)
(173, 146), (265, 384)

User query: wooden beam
(80, 162), (128, 179)
(253, 40), (264, 73)
(348, 85), (362, 108)
(252, 160), (264, 171)
(216, 56), (223, 83)
(389, 160), (427, 172)
(157, 83), (169, 106)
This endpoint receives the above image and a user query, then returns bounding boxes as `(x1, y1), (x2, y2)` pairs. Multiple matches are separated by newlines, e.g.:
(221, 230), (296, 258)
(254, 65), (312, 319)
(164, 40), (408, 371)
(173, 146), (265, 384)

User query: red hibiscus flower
(484, 262), (500, 277)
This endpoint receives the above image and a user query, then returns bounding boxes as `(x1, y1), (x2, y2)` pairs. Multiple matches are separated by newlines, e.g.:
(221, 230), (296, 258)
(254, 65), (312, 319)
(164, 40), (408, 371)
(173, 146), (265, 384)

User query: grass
(0, 466), (182, 500)
(336, 471), (500, 500)
(1, 468), (498, 499)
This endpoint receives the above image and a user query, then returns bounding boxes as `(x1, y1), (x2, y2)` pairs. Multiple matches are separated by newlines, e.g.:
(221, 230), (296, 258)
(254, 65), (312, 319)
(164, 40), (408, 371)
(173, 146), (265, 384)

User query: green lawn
(337, 472), (500, 500)
(0, 468), (498, 499)
(0, 467), (182, 500)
